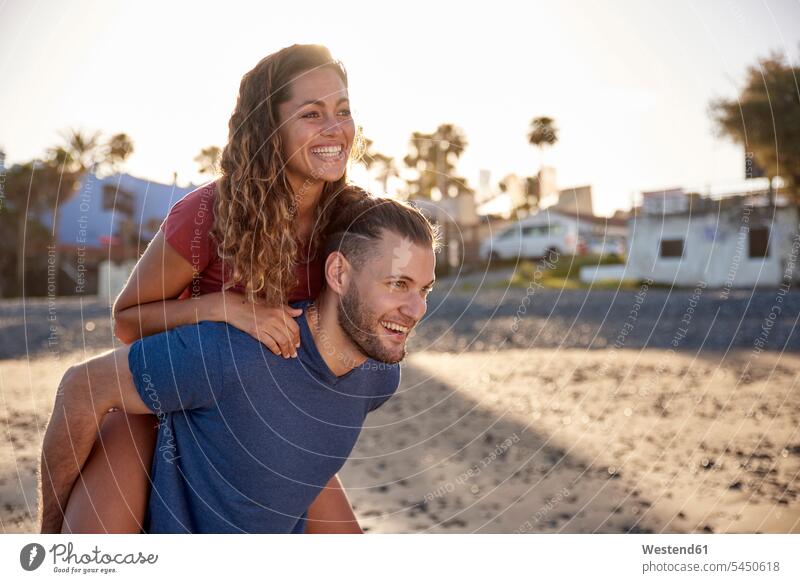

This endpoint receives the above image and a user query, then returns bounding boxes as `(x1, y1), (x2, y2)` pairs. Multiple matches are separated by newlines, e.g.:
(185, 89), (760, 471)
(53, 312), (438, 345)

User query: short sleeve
(161, 183), (217, 276)
(128, 321), (226, 413)
(368, 364), (401, 413)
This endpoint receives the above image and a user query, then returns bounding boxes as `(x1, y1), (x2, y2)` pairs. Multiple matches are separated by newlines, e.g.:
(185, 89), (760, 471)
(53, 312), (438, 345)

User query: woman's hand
(208, 291), (303, 358)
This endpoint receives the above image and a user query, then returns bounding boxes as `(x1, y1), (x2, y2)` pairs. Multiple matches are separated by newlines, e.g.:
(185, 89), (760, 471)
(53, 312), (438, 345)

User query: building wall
(56, 173), (198, 248)
(553, 185), (593, 217)
(626, 206), (798, 287)
(49, 173), (199, 295)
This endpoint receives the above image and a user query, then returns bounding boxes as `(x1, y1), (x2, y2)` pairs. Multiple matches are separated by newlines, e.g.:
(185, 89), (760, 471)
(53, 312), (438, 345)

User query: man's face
(337, 230), (436, 364)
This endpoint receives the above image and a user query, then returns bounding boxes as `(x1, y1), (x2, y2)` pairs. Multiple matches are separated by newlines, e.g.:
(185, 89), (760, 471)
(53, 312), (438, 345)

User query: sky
(1, 0), (799, 217)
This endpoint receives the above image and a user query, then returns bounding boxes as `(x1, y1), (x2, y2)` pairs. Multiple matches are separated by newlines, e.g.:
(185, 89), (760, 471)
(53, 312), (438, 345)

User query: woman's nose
(321, 115), (344, 137)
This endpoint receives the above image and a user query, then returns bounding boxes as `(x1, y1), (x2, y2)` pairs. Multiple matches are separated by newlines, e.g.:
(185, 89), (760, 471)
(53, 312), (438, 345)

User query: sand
(2, 344), (798, 533)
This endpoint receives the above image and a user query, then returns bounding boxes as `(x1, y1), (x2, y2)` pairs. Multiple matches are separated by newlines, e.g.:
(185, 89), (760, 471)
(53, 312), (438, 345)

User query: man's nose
(402, 293), (427, 323)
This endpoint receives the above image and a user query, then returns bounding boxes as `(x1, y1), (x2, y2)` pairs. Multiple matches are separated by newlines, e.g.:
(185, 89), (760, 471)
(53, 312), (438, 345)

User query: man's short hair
(323, 191), (441, 269)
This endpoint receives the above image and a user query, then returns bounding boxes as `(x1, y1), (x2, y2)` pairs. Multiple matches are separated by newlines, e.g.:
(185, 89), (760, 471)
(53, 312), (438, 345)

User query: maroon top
(161, 181), (323, 302)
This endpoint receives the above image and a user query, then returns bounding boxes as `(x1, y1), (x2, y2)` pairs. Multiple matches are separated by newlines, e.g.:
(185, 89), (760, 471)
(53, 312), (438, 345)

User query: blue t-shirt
(127, 300), (400, 533)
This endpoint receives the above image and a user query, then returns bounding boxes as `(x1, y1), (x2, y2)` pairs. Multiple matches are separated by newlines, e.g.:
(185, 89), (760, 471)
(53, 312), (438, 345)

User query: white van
(480, 213), (580, 260)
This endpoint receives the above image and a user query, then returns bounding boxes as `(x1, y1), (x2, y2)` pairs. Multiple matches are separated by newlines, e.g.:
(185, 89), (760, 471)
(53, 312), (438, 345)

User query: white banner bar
(2, 534), (797, 582)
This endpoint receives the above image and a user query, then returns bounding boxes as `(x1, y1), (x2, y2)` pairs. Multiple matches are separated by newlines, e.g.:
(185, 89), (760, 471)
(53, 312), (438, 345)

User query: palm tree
(404, 123), (469, 199)
(104, 133), (135, 174)
(48, 129), (133, 179)
(372, 152), (399, 196)
(528, 116), (558, 168)
(40, 129), (134, 292)
(358, 136), (399, 196)
(195, 145), (222, 176)
(50, 128), (102, 173)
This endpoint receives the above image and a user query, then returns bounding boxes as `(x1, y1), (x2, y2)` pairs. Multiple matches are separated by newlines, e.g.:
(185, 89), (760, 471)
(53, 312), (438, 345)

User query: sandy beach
(1, 292), (798, 533)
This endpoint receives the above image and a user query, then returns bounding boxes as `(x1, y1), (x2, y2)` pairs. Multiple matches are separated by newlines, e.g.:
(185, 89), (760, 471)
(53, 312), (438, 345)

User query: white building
(625, 192), (798, 287)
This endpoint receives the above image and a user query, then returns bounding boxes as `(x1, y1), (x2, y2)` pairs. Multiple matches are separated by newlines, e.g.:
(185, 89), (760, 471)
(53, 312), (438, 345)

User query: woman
(60, 44), (367, 534)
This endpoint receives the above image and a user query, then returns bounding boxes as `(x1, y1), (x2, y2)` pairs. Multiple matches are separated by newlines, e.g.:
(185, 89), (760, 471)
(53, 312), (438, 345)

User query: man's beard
(337, 284), (406, 364)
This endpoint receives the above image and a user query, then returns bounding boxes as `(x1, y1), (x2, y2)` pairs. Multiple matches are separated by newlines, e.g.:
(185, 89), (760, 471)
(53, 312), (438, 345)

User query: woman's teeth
(311, 146), (343, 159)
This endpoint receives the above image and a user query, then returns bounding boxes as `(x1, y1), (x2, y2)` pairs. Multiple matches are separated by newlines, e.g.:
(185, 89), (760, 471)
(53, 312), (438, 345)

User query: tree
(404, 123), (470, 200)
(104, 133), (135, 174)
(2, 130), (135, 295)
(50, 129), (102, 174)
(357, 137), (399, 196)
(528, 116), (559, 168)
(3, 157), (78, 295)
(372, 152), (399, 197)
(48, 129), (134, 179)
(709, 50), (800, 206)
(194, 145), (222, 176)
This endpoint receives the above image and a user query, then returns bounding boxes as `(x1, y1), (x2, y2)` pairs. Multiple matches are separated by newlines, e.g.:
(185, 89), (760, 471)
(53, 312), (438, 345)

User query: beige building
(551, 185), (594, 218)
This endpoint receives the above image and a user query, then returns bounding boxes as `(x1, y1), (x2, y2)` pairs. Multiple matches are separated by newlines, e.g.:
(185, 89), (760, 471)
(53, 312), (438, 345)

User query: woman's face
(277, 66), (355, 191)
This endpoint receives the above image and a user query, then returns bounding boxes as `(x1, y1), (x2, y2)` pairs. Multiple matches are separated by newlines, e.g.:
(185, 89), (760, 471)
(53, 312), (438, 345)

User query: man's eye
(391, 281), (407, 290)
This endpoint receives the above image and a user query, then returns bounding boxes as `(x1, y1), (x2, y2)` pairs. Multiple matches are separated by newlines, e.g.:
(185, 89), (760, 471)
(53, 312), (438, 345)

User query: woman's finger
(266, 324), (296, 358)
(284, 305), (303, 317)
(255, 329), (282, 356)
(276, 311), (301, 349)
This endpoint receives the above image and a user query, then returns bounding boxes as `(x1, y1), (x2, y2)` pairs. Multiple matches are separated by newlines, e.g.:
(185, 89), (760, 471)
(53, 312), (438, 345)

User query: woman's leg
(60, 411), (158, 533)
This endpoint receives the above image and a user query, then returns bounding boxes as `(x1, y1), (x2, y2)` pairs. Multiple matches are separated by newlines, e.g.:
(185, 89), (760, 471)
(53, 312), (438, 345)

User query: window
(748, 227), (770, 258)
(660, 239), (684, 258)
(523, 225), (549, 237)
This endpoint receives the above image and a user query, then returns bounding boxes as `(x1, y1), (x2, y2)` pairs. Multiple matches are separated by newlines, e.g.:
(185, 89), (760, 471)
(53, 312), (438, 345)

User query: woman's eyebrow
(295, 96), (349, 110)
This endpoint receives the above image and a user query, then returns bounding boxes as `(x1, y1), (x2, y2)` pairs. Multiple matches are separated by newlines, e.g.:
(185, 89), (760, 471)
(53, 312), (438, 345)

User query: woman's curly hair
(213, 44), (365, 305)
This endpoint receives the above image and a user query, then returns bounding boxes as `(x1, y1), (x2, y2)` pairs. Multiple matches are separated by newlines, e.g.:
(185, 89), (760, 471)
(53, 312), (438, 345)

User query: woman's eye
(301, 112), (320, 119)
(337, 109), (352, 117)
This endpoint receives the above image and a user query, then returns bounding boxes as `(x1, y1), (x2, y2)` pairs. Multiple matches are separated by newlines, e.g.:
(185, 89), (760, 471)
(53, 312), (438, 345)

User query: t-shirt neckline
(293, 299), (374, 386)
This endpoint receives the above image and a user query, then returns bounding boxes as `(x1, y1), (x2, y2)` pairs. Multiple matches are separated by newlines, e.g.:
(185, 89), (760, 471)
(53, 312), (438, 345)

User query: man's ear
(324, 251), (353, 296)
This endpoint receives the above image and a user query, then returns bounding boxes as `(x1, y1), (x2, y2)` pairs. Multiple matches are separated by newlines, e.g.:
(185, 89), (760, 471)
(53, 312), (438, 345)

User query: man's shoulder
(356, 360), (402, 386)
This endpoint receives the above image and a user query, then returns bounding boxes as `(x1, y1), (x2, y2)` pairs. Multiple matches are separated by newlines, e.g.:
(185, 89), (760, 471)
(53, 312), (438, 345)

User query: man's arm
(39, 346), (152, 533)
(304, 474), (363, 534)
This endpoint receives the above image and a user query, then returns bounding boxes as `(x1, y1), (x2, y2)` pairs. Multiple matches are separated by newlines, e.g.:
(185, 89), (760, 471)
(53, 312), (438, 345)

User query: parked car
(585, 235), (627, 257)
(480, 214), (580, 260)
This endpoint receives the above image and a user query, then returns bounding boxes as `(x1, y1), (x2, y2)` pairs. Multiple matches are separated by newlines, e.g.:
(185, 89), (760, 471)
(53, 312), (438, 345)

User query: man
(39, 196), (438, 533)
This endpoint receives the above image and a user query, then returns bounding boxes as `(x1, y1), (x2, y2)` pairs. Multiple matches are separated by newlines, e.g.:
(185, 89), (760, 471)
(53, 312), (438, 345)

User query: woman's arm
(112, 231), (300, 355)
(111, 230), (220, 344)
(304, 474), (363, 534)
